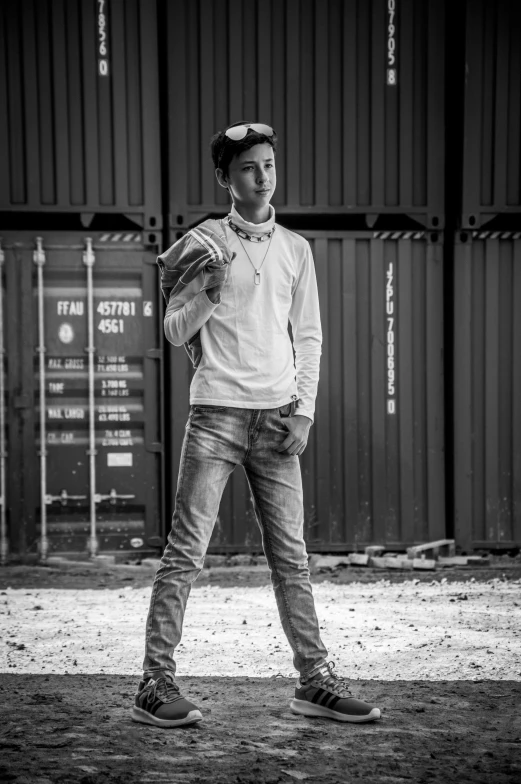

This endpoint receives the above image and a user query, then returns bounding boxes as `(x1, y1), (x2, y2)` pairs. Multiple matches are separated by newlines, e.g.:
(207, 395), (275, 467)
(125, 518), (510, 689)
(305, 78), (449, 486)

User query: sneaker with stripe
(131, 675), (203, 728)
(290, 661), (381, 723)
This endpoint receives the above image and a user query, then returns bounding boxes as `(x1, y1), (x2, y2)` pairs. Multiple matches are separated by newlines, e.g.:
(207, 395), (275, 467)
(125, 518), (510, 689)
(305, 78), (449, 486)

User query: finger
(276, 434), (298, 453)
(287, 442), (305, 456)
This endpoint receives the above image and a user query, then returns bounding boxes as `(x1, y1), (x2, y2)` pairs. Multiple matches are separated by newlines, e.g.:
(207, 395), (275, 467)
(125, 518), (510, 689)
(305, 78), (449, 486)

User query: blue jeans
(143, 405), (328, 680)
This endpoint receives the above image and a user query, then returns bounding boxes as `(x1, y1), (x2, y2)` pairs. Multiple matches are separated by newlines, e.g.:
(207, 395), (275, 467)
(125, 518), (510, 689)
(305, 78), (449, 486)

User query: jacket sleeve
(164, 273), (220, 347)
(288, 241), (322, 423)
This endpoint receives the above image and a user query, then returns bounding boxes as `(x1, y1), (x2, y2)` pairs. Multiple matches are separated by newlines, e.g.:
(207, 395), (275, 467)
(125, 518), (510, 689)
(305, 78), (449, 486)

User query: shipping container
(0, 0), (162, 229)
(166, 0), (445, 229)
(1, 231), (165, 562)
(168, 228), (445, 551)
(454, 231), (521, 549)
(461, 0), (521, 228)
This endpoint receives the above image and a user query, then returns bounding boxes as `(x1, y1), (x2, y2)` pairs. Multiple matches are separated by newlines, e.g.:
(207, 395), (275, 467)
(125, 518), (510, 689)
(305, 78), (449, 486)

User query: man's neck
(232, 202), (271, 225)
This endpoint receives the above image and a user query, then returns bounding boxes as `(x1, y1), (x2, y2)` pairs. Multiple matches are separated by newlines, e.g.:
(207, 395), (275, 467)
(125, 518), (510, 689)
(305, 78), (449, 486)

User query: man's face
(218, 142), (276, 209)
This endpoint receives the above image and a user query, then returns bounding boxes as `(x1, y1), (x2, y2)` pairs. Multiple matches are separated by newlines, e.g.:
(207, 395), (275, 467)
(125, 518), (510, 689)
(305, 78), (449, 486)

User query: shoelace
(149, 676), (180, 703)
(313, 661), (353, 698)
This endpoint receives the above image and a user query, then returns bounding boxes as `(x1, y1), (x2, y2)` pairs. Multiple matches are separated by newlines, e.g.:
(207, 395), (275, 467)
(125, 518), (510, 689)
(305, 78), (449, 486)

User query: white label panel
(107, 452), (133, 467)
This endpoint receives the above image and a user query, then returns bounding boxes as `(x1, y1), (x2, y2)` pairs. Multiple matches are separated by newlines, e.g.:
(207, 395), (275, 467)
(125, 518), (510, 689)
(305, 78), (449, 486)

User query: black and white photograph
(0, 0), (520, 782)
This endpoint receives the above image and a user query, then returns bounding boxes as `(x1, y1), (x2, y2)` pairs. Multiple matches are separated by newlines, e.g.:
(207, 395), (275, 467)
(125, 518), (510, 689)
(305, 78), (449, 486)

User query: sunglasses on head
(224, 123), (274, 141)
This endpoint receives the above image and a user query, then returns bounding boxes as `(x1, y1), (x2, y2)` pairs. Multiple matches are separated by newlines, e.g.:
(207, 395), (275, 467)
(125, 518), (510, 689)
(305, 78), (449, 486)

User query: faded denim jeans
(143, 404), (328, 680)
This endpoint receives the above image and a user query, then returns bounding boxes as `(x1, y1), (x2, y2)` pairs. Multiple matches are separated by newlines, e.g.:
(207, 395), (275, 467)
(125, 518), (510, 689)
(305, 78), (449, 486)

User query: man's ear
(215, 168), (229, 190)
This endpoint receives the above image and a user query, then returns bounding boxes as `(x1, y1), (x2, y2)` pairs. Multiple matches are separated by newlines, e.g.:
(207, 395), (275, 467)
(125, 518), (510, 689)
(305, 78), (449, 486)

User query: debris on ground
(1, 570), (521, 783)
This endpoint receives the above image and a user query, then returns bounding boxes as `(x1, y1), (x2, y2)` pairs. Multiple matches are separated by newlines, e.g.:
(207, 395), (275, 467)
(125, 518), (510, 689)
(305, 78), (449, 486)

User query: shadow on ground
(1, 564), (521, 591)
(0, 676), (519, 783)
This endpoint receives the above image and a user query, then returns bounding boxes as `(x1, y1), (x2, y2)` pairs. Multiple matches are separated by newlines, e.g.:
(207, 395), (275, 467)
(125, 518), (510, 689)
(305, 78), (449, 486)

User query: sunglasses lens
(225, 123), (274, 141)
(225, 126), (248, 140)
(250, 124), (274, 136)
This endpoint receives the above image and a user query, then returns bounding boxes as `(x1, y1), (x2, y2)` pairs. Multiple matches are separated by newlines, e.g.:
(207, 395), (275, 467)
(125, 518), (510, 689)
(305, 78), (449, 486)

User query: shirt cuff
(201, 289), (221, 306)
(294, 408), (314, 424)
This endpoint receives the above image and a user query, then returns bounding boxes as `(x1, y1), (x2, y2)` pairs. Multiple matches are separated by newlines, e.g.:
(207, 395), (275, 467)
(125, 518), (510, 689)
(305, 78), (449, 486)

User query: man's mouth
(256, 188), (271, 194)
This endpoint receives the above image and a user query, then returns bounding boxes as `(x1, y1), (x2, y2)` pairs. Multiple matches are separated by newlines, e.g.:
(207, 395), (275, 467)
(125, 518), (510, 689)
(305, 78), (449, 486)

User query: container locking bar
(0, 240), (7, 565)
(94, 488), (136, 505)
(45, 489), (88, 506)
(83, 237), (98, 558)
(34, 238), (49, 561)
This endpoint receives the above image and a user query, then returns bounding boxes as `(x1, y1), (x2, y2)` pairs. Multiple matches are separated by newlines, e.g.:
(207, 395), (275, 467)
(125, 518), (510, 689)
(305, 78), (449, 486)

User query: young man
(132, 122), (381, 728)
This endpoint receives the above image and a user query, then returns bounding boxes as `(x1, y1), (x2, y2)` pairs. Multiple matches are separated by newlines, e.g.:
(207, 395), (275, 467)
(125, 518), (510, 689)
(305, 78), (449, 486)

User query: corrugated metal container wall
(168, 229), (445, 551)
(0, 0), (162, 229)
(454, 231), (521, 549)
(1, 232), (164, 561)
(167, 0), (445, 229)
(461, 0), (521, 228)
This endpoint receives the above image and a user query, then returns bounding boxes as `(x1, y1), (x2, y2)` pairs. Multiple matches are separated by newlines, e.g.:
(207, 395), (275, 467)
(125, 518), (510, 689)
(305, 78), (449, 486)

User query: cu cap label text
(97, 0), (109, 76)
(387, 0), (397, 86)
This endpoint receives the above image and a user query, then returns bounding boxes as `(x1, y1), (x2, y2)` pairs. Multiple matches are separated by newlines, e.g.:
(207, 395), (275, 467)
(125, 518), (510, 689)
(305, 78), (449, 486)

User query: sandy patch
(2, 578), (520, 680)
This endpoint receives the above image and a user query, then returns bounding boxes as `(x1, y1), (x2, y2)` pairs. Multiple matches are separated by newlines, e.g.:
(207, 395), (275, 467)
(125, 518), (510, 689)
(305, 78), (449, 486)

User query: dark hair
(210, 121), (278, 177)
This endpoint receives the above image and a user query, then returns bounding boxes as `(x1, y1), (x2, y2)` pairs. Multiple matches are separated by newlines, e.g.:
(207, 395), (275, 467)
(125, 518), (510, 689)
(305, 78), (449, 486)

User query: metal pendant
(254, 270), (261, 285)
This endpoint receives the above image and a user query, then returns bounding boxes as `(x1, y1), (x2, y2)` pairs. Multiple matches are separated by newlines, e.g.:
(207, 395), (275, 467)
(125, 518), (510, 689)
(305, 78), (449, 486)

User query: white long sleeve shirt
(164, 206), (322, 422)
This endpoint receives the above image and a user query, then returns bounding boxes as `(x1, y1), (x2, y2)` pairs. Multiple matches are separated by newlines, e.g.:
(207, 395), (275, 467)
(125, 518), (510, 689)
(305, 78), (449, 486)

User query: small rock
(228, 554), (254, 567)
(141, 558), (161, 570)
(365, 545), (385, 557)
(204, 555), (228, 568)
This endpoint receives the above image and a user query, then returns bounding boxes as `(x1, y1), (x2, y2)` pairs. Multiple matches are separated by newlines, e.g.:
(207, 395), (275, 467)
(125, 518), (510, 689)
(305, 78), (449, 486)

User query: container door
(4, 232), (164, 559)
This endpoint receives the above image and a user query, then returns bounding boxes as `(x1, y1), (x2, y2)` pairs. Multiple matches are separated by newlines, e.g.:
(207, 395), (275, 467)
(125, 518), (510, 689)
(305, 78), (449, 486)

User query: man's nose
(257, 169), (269, 182)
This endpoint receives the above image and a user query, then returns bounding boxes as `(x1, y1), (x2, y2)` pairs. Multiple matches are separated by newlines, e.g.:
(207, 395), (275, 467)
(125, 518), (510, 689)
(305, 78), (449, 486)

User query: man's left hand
(277, 414), (312, 456)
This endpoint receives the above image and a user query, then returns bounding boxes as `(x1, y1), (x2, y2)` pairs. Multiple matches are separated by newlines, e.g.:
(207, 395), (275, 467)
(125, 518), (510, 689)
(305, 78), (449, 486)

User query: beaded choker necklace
(226, 216), (275, 243)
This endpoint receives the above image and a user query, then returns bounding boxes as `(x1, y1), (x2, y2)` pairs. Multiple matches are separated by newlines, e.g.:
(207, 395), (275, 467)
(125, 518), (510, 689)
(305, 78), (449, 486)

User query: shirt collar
(228, 204), (276, 237)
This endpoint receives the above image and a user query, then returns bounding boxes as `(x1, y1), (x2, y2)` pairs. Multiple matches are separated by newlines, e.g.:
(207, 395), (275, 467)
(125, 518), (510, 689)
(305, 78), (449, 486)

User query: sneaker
(131, 675), (203, 728)
(290, 661), (381, 724)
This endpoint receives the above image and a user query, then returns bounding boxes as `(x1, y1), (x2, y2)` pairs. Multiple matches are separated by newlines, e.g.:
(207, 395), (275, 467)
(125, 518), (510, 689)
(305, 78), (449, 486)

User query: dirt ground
(1, 562), (521, 784)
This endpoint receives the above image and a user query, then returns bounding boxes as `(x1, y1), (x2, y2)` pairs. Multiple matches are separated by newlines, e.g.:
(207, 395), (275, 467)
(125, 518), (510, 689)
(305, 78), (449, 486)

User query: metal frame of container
(1, 231), (165, 562)
(0, 0), (162, 230)
(166, 0), (445, 230)
(167, 228), (445, 551)
(461, 0), (521, 228)
(454, 230), (521, 550)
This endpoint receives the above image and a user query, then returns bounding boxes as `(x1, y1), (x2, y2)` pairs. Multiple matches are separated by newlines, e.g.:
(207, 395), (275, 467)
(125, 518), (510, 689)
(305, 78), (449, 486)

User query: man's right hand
(204, 260), (232, 303)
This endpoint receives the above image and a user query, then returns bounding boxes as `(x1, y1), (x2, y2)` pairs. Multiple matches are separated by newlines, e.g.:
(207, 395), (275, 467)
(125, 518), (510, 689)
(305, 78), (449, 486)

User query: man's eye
(243, 166), (254, 171)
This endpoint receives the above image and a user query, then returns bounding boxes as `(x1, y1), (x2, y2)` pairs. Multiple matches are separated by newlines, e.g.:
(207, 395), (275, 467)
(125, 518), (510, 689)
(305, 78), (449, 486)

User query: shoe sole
(289, 698), (381, 723)
(131, 706), (203, 728)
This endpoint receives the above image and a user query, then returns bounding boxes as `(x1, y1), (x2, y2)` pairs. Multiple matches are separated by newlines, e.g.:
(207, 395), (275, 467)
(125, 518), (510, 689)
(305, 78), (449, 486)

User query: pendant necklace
(237, 232), (274, 286)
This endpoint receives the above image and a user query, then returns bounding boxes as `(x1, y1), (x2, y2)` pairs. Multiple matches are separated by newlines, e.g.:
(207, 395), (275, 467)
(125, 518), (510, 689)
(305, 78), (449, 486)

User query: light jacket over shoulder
(156, 219), (234, 365)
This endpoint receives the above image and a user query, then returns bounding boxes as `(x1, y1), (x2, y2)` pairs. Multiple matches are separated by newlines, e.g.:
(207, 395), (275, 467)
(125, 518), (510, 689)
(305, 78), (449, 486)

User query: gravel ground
(1, 566), (520, 783)
(2, 576), (521, 680)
